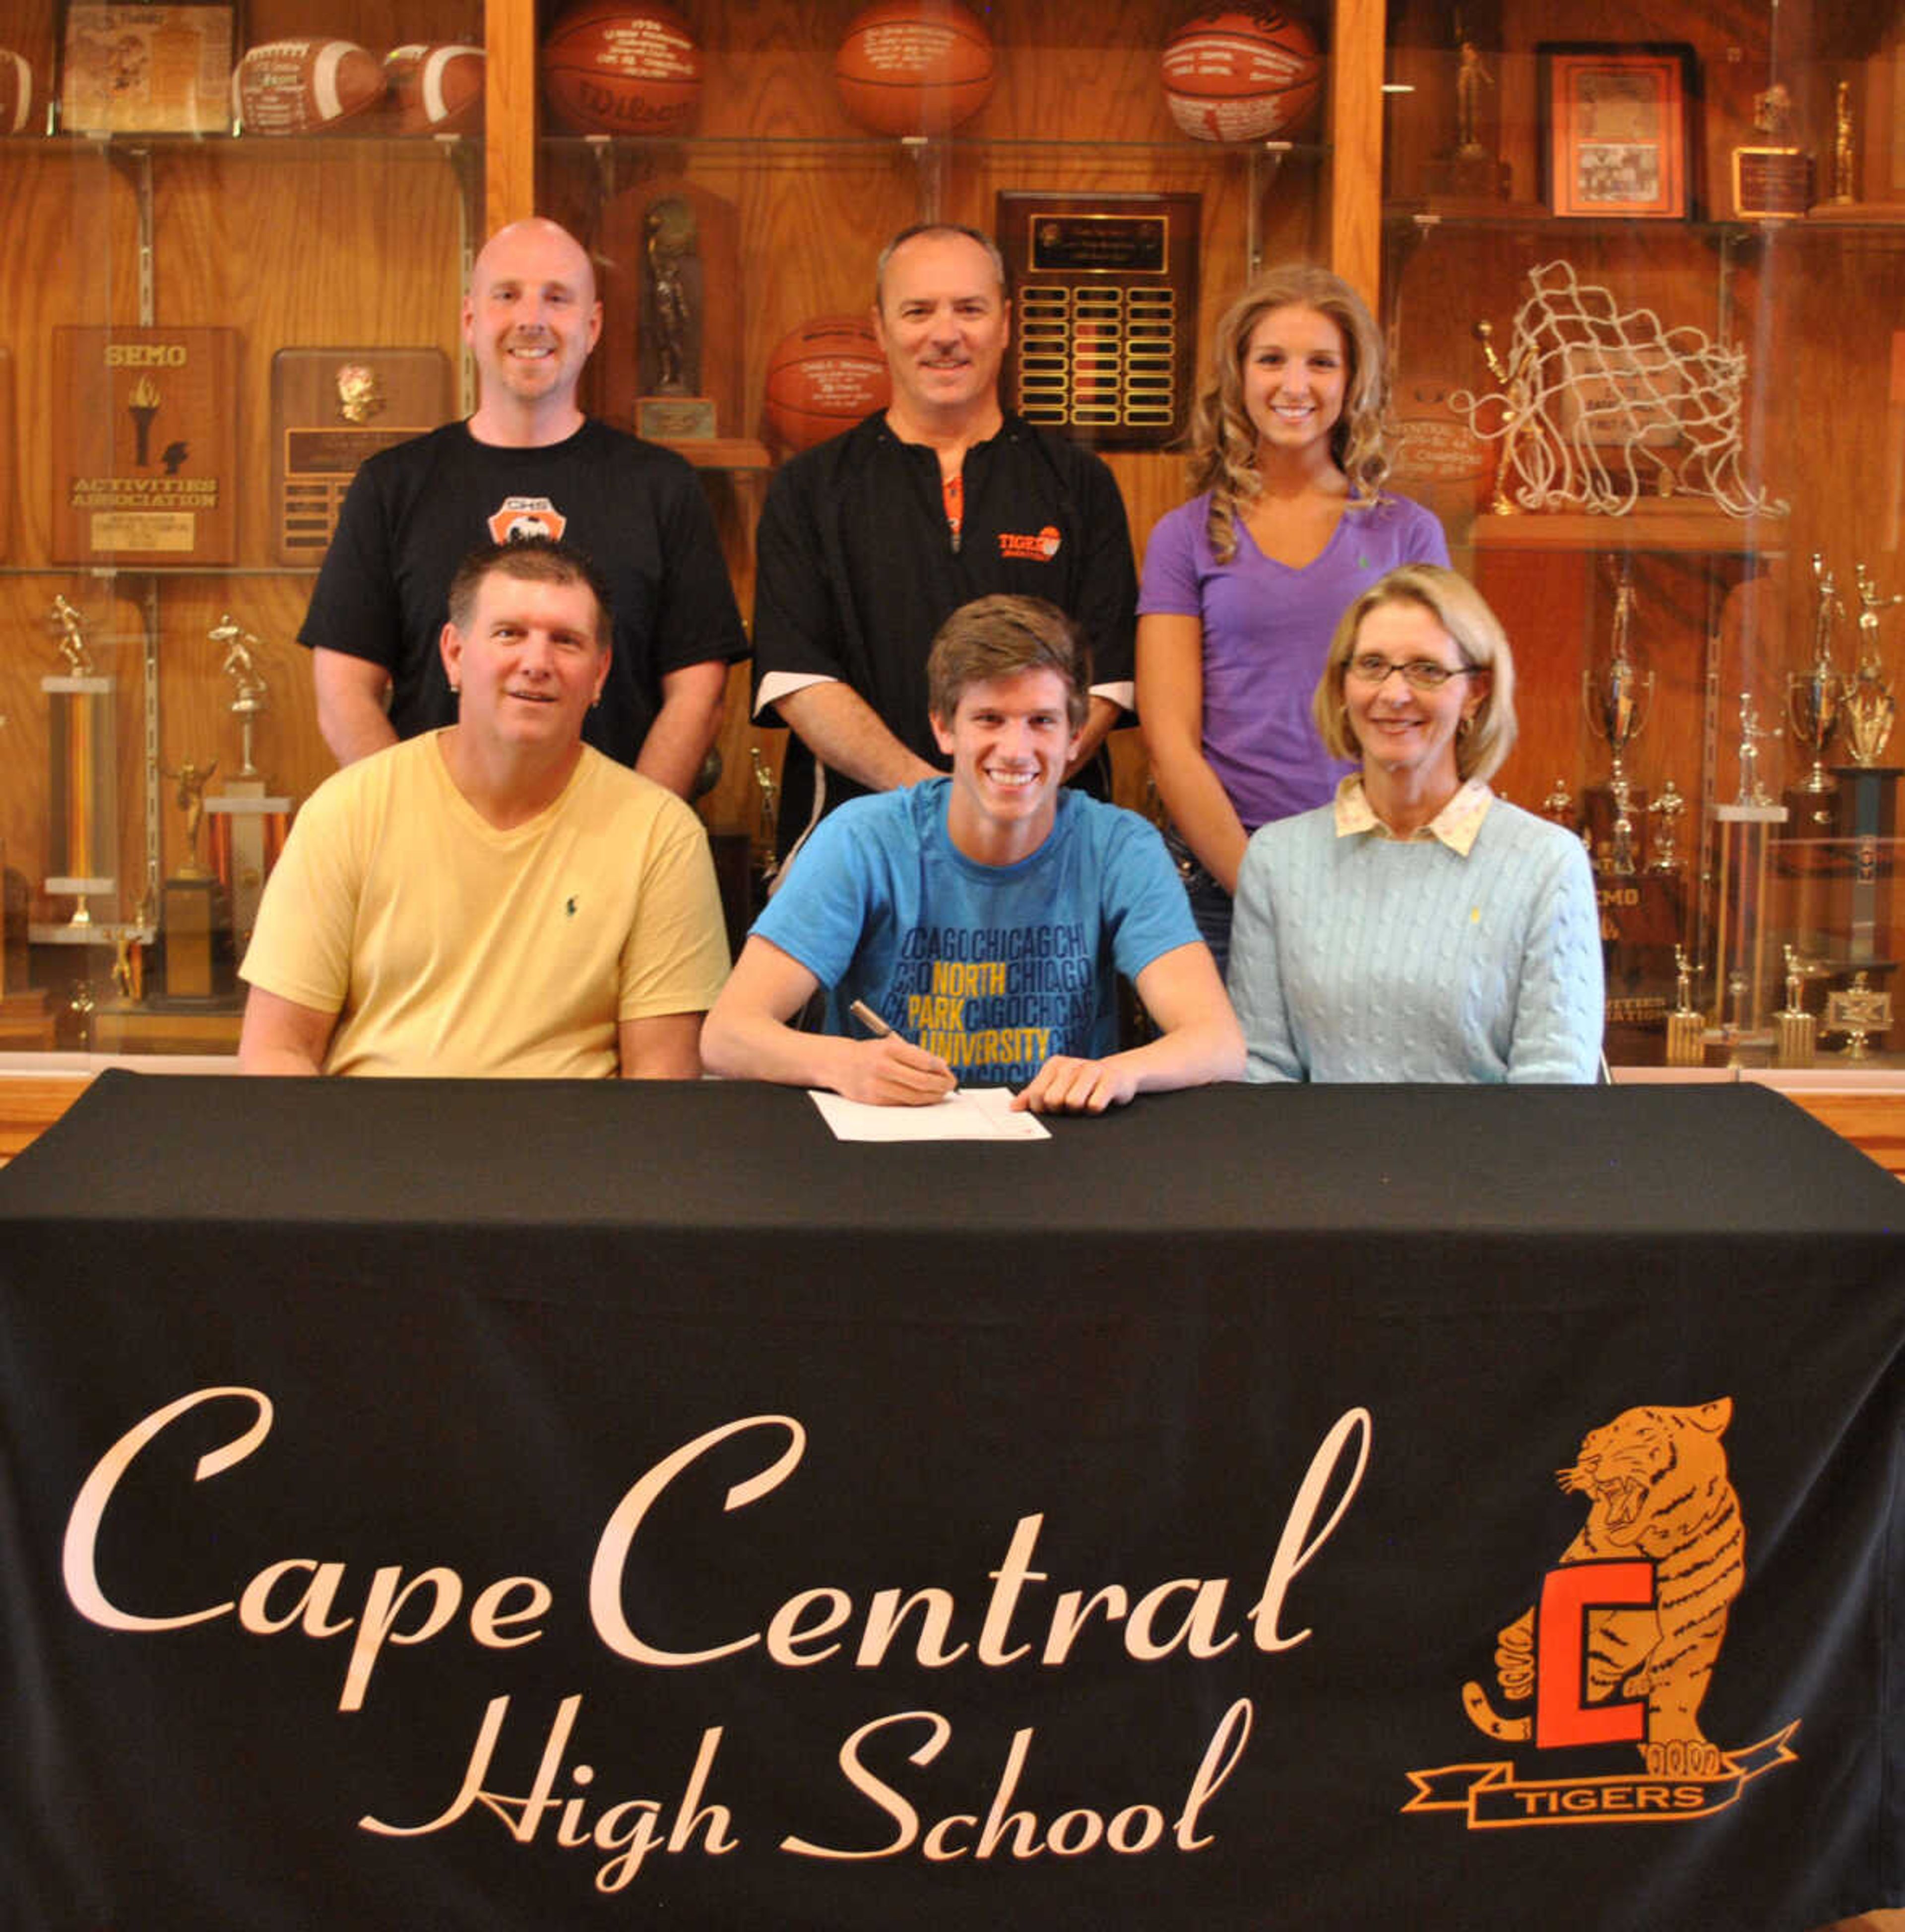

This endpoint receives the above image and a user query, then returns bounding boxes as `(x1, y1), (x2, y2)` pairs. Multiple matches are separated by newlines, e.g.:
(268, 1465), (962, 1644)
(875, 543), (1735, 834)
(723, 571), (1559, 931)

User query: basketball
(835, 0), (996, 137)
(764, 315), (891, 451)
(541, 1), (702, 137)
(1161, 9), (1323, 143)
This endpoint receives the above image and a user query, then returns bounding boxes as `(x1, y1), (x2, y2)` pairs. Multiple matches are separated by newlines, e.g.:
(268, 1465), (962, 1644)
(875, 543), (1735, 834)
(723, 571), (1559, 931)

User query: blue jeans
(1162, 826), (1234, 982)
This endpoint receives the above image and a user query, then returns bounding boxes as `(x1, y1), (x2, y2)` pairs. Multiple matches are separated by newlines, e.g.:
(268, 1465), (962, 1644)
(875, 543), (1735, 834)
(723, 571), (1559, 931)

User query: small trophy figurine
(48, 594), (96, 674)
(749, 745), (780, 889)
(210, 613), (270, 778)
(1735, 693), (1780, 806)
(1665, 946), (1704, 1066)
(1584, 562), (1652, 875)
(1844, 563), (1901, 765)
(1787, 553), (1846, 800)
(1540, 775), (1576, 829)
(1774, 944), (1816, 1068)
(165, 760), (218, 879)
(1649, 777), (1686, 872)
(1831, 79), (1855, 205)
(1826, 970), (1892, 1059)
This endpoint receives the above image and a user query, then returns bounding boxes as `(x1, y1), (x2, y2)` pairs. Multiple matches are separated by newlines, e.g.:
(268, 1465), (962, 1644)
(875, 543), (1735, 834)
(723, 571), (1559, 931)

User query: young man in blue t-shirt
(701, 595), (1243, 1113)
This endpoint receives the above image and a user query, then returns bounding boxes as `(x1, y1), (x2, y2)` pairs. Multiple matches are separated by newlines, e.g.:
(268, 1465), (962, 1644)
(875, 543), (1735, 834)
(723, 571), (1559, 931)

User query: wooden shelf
(1468, 499), (1788, 555)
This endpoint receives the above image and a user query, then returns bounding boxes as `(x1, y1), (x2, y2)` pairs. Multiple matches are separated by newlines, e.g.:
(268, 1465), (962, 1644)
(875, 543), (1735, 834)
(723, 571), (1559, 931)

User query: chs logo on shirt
(488, 497), (568, 545)
(997, 525), (1062, 562)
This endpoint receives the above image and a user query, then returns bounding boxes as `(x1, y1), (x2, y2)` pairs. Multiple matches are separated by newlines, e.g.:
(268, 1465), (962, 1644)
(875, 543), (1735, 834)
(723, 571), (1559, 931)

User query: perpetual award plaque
(61, 4), (233, 135)
(996, 192), (1200, 451)
(271, 349), (452, 566)
(53, 327), (239, 566)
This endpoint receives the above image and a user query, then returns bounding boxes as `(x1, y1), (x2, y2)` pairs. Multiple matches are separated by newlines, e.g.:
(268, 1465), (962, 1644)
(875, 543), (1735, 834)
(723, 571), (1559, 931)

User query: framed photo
(1540, 44), (1696, 220)
(60, 3), (233, 135)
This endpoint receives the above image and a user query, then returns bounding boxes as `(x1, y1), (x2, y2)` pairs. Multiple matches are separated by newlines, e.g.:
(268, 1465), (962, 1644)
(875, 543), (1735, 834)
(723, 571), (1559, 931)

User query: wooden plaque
(997, 191), (1200, 452)
(60, 4), (232, 135)
(271, 348), (453, 567)
(52, 326), (239, 567)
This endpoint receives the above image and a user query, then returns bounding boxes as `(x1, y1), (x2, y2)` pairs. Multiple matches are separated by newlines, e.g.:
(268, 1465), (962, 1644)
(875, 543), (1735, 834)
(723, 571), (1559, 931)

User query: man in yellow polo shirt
(238, 538), (730, 1077)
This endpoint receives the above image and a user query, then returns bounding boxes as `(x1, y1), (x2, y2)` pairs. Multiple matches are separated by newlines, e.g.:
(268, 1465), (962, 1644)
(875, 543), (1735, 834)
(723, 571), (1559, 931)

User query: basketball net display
(1451, 261), (1785, 519)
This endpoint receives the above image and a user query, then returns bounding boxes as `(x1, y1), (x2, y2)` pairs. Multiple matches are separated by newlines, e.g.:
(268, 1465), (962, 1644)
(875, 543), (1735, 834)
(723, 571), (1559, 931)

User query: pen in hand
(847, 999), (958, 1100)
(849, 999), (894, 1038)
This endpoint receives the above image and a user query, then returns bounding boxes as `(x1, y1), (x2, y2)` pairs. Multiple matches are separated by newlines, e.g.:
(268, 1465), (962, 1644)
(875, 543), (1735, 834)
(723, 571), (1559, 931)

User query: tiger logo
(1461, 1398), (1745, 1778)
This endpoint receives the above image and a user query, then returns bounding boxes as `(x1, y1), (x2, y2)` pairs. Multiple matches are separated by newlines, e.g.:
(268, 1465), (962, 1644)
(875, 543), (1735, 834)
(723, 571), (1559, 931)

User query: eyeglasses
(1345, 654), (1481, 692)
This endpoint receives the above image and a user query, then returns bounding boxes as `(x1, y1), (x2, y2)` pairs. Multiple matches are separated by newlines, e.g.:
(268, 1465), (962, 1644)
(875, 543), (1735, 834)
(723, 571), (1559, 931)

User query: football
(233, 40), (385, 136)
(0, 47), (34, 134)
(385, 44), (486, 134)
(542, 3), (702, 137)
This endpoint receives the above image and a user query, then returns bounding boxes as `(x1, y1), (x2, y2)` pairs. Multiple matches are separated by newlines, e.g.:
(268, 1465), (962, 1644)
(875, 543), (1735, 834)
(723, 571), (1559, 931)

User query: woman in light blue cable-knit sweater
(1229, 564), (1603, 1082)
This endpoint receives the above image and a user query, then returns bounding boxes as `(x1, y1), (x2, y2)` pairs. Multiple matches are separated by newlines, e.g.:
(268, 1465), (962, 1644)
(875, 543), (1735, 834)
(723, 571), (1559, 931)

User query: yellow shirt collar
(1333, 773), (1494, 855)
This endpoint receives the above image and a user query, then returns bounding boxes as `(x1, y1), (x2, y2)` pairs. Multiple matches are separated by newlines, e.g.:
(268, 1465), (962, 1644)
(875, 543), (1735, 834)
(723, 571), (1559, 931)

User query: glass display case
(1381, 0), (1905, 1068)
(3, 0), (1902, 1076)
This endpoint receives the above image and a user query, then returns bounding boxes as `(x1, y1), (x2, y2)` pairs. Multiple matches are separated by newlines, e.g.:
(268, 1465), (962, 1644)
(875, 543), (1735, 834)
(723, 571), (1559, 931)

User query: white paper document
(808, 1086), (1052, 1143)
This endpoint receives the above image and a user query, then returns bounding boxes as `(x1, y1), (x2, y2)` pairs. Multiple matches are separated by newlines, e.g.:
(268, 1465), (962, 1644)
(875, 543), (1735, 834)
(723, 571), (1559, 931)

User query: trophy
(1826, 970), (1892, 1059)
(1735, 693), (1780, 806)
(635, 196), (717, 440)
(202, 614), (292, 957)
(1539, 775), (1576, 830)
(1830, 79), (1855, 206)
(1649, 777), (1686, 872)
(40, 595), (118, 932)
(1786, 554), (1846, 809)
(1664, 947), (1704, 1066)
(1583, 564), (1652, 875)
(1773, 945), (1817, 1068)
(1844, 563), (1900, 765)
(161, 757), (218, 998)
(749, 745), (780, 892)
(1733, 78), (1814, 220)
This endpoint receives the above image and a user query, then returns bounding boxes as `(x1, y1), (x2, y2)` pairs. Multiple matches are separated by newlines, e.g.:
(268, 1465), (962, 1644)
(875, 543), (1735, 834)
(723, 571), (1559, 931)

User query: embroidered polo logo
(488, 496), (567, 544)
(997, 524), (1062, 562)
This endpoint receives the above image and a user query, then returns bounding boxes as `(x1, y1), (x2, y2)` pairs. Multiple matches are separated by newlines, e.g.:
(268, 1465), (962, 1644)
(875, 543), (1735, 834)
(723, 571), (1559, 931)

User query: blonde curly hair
(1186, 263), (1394, 562)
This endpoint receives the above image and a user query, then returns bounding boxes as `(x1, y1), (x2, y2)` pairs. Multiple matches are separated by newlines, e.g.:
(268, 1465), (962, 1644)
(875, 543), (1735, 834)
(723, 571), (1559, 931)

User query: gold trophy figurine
(1649, 777), (1686, 872)
(210, 613), (270, 779)
(749, 746), (780, 890)
(1774, 944), (1817, 1068)
(1736, 693), (1780, 806)
(1665, 946), (1705, 1066)
(1826, 970), (1892, 1059)
(165, 761), (218, 878)
(48, 594), (96, 674)
(1787, 553), (1846, 802)
(1844, 563), (1900, 765)
(1831, 79), (1854, 205)
(1584, 562), (1652, 876)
